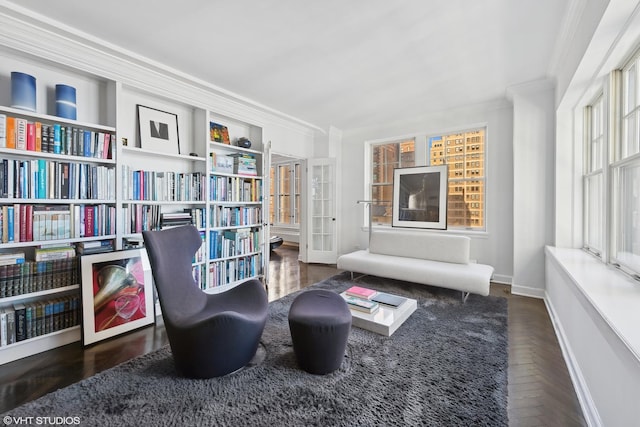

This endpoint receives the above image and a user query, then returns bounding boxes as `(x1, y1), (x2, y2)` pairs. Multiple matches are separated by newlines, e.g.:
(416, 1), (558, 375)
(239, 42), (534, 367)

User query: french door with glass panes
(306, 158), (337, 263)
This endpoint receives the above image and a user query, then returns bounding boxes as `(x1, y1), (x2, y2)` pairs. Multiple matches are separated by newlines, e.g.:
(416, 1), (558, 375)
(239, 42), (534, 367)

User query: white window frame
(364, 125), (487, 233)
(583, 93), (605, 257)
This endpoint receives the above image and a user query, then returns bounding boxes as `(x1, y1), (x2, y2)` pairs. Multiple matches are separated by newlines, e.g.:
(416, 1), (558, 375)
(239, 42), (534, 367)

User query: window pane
(277, 165), (291, 224)
(430, 129), (486, 229)
(623, 62), (640, 159)
(614, 163), (640, 273)
(585, 173), (603, 253)
(269, 166), (275, 224)
(370, 140), (414, 224)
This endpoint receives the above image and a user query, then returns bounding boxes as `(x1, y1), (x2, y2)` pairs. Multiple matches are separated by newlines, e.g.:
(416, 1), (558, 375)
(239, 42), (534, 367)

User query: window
(269, 160), (301, 227)
(581, 51), (640, 277)
(584, 94), (605, 255)
(365, 126), (486, 231)
(612, 54), (640, 275)
(429, 128), (486, 230)
(368, 139), (415, 224)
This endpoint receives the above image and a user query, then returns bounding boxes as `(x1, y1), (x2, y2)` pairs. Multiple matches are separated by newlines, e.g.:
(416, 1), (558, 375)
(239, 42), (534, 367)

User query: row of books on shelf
(0, 255), (78, 299)
(0, 114), (114, 159)
(0, 204), (116, 243)
(1, 159), (116, 200)
(193, 231), (206, 263)
(121, 205), (204, 234)
(0, 293), (81, 347)
(341, 286), (408, 314)
(209, 175), (262, 202)
(121, 167), (205, 202)
(208, 228), (261, 259)
(207, 254), (262, 289)
(210, 205), (262, 228)
(210, 153), (257, 176)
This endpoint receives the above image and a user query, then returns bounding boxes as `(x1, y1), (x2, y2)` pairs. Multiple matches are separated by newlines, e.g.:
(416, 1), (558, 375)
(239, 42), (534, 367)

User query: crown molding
(0, 3), (323, 134)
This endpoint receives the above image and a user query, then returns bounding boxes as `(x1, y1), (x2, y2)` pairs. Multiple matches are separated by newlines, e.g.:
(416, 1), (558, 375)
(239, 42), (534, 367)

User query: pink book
(345, 286), (377, 300)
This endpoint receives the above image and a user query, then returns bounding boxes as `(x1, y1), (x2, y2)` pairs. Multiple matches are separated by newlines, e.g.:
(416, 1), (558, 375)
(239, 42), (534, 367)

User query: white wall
(339, 100), (514, 283)
(548, 2), (640, 425)
(508, 80), (556, 297)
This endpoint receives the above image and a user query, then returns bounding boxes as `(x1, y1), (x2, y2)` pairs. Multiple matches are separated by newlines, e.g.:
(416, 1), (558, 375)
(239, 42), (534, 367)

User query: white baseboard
(511, 284), (545, 299)
(544, 295), (602, 427)
(491, 274), (512, 285)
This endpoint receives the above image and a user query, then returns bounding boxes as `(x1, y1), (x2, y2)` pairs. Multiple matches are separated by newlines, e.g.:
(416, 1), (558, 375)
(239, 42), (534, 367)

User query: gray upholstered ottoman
(288, 289), (351, 374)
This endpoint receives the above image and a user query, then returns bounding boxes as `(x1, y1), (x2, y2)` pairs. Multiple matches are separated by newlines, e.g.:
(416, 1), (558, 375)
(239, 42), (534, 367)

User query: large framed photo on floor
(80, 249), (155, 346)
(392, 165), (448, 229)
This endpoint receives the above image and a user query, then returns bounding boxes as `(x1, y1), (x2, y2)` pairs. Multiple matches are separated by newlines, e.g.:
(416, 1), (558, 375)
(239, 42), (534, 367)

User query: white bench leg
(462, 292), (470, 303)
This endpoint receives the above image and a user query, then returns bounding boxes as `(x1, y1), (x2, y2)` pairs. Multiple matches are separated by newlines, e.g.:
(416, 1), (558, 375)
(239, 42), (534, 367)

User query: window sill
(362, 224), (489, 238)
(545, 246), (640, 361)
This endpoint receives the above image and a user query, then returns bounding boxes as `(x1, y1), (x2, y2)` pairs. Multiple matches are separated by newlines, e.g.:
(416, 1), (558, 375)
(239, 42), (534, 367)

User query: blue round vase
(55, 84), (77, 120)
(11, 72), (37, 112)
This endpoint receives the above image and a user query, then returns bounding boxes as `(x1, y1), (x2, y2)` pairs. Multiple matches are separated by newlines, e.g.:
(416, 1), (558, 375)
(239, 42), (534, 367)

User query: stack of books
(34, 245), (75, 261)
(232, 154), (257, 176)
(342, 286), (380, 314)
(76, 239), (114, 255)
(0, 252), (25, 266)
(160, 211), (192, 229)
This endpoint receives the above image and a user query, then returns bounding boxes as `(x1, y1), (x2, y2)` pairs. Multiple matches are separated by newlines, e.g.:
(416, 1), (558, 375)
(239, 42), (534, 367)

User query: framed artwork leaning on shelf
(392, 165), (448, 230)
(80, 249), (155, 345)
(137, 104), (180, 154)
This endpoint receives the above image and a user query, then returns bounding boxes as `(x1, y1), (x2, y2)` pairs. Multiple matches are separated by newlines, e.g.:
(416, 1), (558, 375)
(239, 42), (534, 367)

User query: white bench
(337, 229), (494, 301)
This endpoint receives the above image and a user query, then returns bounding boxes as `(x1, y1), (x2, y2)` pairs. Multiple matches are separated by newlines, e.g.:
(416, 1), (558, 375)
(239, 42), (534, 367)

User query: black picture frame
(137, 104), (180, 154)
(392, 165), (448, 229)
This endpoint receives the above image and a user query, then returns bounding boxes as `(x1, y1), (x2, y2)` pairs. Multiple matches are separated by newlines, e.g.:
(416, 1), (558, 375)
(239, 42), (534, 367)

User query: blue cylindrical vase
(55, 84), (77, 120)
(11, 72), (36, 112)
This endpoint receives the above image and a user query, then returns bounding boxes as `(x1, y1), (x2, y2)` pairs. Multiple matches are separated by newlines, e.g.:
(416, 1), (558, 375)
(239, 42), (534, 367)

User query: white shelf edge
(122, 146), (206, 162)
(122, 200), (205, 205)
(0, 106), (116, 132)
(0, 198), (115, 204)
(0, 235), (117, 249)
(0, 148), (115, 165)
(0, 285), (80, 305)
(0, 326), (81, 365)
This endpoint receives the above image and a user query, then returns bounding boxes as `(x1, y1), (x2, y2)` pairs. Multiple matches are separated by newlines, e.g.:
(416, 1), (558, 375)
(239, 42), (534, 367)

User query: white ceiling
(8, 0), (570, 131)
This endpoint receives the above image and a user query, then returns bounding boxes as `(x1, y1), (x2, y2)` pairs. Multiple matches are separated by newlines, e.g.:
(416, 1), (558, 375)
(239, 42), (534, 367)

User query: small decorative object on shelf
(55, 84), (77, 120)
(209, 122), (230, 144)
(236, 137), (251, 148)
(10, 72), (36, 112)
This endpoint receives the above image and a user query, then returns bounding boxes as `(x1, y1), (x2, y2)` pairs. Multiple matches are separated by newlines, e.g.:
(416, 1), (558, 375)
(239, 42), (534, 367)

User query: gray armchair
(142, 225), (268, 378)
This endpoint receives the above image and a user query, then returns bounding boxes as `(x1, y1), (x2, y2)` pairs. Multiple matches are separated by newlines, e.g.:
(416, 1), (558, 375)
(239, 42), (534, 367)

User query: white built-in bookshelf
(0, 46), (269, 364)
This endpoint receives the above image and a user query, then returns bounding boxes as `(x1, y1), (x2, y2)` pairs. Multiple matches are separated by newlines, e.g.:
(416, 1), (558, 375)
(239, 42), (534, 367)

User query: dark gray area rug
(3, 272), (508, 426)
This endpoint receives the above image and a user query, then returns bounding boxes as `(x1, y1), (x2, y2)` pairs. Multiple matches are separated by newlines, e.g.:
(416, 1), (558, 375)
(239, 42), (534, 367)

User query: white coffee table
(340, 291), (417, 336)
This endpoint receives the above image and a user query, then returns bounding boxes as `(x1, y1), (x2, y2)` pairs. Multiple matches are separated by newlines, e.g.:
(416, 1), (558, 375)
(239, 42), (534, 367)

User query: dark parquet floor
(0, 244), (586, 426)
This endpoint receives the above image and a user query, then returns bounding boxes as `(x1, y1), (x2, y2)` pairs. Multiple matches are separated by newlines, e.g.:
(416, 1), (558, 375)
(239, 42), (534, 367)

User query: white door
(306, 158), (337, 264)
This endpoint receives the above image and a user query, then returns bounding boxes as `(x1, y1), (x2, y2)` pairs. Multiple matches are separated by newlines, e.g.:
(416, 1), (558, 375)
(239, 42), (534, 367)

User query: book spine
(13, 304), (26, 342)
(26, 122), (36, 151)
(0, 113), (6, 148)
(35, 121), (42, 152)
(6, 117), (15, 149)
(15, 118), (27, 150)
(53, 124), (61, 154)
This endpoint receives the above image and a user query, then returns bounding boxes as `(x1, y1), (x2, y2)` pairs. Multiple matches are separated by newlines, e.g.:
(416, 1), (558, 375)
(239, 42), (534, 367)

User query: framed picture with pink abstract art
(80, 249), (155, 345)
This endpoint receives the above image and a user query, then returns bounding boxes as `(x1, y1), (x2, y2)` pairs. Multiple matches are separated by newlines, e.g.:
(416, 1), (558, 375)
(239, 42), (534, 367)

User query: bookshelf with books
(116, 87), (209, 298)
(0, 51), (118, 364)
(203, 111), (269, 294)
